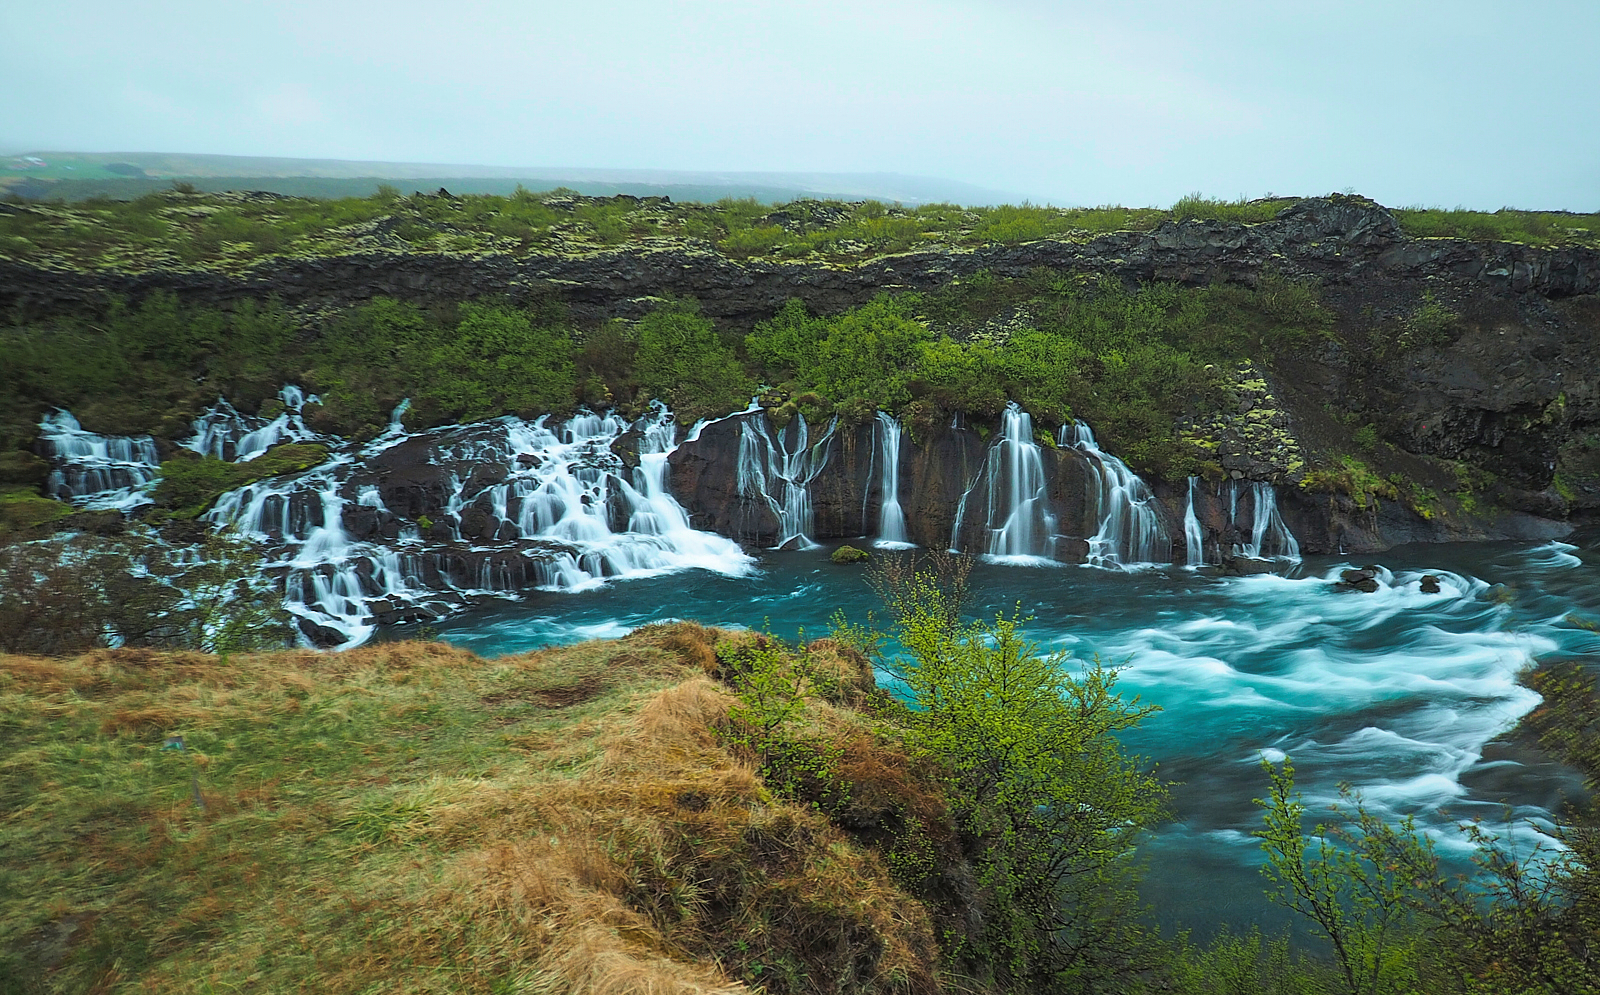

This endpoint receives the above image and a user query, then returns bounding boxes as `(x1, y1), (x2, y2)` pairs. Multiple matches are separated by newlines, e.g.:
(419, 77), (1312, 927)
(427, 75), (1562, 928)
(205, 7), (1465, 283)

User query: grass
(9, 188), (1526, 275)
(1393, 206), (1600, 248)
(0, 624), (948, 995)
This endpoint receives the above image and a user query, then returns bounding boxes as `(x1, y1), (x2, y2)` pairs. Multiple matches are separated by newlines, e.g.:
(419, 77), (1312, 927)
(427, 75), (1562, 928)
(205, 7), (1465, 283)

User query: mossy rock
(831, 545), (869, 565)
(154, 442), (331, 519)
(0, 450), (49, 487)
(0, 486), (74, 536)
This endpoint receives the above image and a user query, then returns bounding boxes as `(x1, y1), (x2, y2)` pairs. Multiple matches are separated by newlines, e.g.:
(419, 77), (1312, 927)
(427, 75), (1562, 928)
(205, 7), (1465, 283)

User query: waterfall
(36, 410), (162, 510)
(1184, 477), (1205, 568)
(1234, 481), (1300, 561)
(735, 411), (837, 549)
(1064, 421), (1172, 568)
(194, 402), (753, 648)
(185, 385), (326, 462)
(981, 404), (1056, 562)
(870, 411), (913, 548)
(948, 403), (1056, 563)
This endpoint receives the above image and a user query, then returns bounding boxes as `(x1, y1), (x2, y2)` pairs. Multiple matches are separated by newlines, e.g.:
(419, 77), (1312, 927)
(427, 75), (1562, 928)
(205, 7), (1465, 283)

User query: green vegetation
(1253, 746), (1599, 994)
(153, 442), (329, 518)
(0, 292), (579, 448)
(0, 188), (1354, 275)
(831, 544), (870, 564)
(2, 265), (1336, 480)
(852, 552), (1167, 990)
(1394, 206), (1600, 248)
(0, 485), (72, 536)
(630, 299), (754, 422)
(749, 271), (1331, 475)
(1301, 455), (1400, 510)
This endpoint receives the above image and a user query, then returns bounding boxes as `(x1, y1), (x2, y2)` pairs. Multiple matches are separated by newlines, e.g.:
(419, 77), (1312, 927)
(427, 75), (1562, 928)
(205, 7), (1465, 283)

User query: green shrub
(632, 300), (754, 422)
(1396, 290), (1460, 351)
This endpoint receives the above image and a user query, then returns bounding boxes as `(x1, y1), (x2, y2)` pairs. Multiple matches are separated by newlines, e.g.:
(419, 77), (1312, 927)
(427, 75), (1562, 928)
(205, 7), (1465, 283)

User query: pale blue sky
(4, 0), (1596, 209)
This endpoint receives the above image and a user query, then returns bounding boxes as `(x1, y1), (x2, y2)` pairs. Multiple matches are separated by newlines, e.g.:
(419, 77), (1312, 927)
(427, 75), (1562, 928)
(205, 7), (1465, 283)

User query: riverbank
(0, 625), (951, 994)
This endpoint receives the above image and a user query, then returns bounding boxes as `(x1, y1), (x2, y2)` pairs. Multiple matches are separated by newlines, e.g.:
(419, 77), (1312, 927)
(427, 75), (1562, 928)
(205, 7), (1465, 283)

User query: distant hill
(1, 151), (1030, 206)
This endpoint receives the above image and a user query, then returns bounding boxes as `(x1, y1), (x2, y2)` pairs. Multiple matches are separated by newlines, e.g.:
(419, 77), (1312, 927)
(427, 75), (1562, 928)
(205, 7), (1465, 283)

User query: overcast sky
(4, 0), (1597, 210)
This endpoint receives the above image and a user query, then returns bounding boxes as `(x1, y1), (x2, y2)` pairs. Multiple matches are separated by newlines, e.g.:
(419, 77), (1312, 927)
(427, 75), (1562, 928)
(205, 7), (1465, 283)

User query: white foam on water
(37, 410), (162, 510)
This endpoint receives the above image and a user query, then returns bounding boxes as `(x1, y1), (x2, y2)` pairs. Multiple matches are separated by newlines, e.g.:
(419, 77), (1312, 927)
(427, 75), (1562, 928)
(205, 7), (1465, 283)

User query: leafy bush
(866, 553), (1167, 990)
(631, 300), (754, 422)
(0, 528), (293, 655)
(1396, 290), (1460, 352)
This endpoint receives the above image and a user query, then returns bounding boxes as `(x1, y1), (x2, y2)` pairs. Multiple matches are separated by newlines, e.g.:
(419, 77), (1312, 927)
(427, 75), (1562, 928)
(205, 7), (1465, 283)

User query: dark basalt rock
(1420, 574), (1442, 594)
(1221, 554), (1281, 576)
(1334, 567), (1382, 593)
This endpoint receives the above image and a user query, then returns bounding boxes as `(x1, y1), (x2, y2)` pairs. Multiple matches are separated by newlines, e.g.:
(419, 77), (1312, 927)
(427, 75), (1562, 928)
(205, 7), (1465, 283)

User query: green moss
(0, 486), (73, 535)
(1300, 455), (1400, 510)
(830, 545), (870, 565)
(153, 442), (330, 519)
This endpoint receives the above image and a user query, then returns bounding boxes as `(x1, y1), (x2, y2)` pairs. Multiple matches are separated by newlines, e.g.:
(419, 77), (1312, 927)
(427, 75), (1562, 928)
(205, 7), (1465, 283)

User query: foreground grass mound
(0, 626), (949, 995)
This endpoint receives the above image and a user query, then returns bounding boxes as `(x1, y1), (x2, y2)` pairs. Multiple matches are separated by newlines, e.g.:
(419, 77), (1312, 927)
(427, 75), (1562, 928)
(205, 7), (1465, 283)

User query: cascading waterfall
(186, 385), (328, 462)
(1184, 477), (1205, 568)
(194, 401), (754, 648)
(736, 411), (837, 549)
(1064, 420), (1172, 568)
(36, 410), (162, 510)
(869, 411), (913, 548)
(979, 403), (1057, 562)
(1232, 480), (1300, 560)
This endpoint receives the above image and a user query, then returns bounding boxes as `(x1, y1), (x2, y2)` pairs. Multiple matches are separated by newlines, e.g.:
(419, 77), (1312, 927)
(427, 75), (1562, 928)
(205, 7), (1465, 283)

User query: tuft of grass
(0, 624), (947, 994)
(1394, 206), (1600, 248)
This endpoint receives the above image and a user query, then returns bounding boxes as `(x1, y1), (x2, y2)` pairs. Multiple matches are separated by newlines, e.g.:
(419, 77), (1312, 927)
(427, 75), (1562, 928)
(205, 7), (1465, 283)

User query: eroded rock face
(7, 195), (1598, 325)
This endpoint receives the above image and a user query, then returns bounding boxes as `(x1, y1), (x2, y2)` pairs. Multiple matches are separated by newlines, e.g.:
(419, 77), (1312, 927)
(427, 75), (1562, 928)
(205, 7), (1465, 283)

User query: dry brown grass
(0, 624), (956, 995)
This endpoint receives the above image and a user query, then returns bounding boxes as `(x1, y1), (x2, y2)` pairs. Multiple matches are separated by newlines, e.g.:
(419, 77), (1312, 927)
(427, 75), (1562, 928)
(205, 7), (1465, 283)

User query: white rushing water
(200, 402), (752, 647)
(1232, 480), (1301, 560)
(36, 410), (163, 511)
(186, 385), (329, 462)
(980, 403), (1057, 563)
(870, 410), (913, 548)
(1065, 420), (1172, 568)
(735, 411), (837, 549)
(1184, 477), (1205, 567)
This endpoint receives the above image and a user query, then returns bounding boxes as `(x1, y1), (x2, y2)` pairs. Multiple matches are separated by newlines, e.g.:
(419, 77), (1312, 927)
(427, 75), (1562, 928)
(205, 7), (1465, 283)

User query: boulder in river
(1335, 567), (1381, 593)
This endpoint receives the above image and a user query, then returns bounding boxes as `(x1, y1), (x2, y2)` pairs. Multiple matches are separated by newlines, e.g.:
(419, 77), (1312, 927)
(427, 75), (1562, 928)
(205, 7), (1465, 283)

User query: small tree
(1254, 759), (1420, 995)
(169, 528), (296, 653)
(871, 552), (1166, 990)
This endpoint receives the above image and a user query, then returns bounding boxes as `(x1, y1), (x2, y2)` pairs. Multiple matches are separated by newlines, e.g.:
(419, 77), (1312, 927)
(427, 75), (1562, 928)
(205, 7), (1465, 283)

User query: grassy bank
(0, 625), (953, 995)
